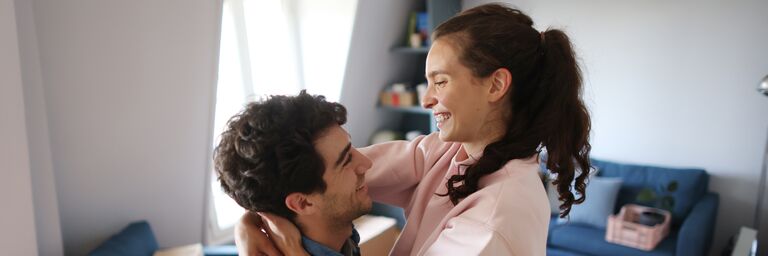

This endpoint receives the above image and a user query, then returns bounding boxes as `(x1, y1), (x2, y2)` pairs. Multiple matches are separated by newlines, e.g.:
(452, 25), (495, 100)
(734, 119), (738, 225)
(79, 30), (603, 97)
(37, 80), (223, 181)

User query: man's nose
(355, 151), (372, 175)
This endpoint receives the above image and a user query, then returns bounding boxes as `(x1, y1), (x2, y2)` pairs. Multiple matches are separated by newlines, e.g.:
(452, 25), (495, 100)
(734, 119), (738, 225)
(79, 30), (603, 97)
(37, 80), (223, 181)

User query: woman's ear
(285, 193), (317, 216)
(487, 68), (512, 102)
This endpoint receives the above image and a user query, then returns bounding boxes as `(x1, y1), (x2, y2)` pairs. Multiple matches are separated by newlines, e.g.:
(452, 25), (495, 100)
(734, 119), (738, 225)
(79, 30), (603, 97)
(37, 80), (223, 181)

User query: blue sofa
(546, 159), (719, 256)
(89, 221), (238, 256)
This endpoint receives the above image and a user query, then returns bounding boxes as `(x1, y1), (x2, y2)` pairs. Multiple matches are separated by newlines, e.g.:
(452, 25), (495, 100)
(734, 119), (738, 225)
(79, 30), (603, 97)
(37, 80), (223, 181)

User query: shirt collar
(301, 228), (360, 256)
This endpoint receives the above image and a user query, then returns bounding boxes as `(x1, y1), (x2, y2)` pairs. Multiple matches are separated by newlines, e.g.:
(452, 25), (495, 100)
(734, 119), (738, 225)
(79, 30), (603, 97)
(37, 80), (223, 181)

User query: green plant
(636, 181), (678, 211)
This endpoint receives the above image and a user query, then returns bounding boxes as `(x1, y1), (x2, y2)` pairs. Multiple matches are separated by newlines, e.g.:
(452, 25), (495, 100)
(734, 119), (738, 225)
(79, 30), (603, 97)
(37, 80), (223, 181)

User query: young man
(214, 91), (373, 256)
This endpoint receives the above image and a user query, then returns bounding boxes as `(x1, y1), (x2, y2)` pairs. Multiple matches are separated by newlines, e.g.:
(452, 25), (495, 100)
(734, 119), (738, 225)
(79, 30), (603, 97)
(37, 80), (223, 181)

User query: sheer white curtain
(207, 0), (357, 244)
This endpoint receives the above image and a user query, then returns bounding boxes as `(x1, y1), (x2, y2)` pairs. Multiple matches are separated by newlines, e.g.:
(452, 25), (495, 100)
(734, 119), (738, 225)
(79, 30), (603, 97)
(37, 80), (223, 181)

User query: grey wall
(0, 0), (40, 254)
(27, 0), (222, 254)
(464, 0), (768, 254)
(15, 0), (64, 254)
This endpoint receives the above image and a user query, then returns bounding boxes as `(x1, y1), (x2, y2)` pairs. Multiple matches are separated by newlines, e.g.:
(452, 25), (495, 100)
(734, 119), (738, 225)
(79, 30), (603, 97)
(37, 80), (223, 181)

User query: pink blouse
(360, 133), (549, 255)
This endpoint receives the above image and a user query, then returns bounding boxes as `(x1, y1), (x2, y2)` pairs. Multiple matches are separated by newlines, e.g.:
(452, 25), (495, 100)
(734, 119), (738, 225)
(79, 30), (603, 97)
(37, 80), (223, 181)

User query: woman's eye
(435, 81), (447, 87)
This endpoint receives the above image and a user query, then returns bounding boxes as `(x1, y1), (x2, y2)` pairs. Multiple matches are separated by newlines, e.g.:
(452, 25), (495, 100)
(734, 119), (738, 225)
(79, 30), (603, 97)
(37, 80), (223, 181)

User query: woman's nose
(421, 84), (437, 109)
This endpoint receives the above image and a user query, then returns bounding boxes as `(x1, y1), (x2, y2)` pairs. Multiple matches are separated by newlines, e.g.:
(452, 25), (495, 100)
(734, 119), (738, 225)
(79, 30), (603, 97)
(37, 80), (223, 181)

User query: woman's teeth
(435, 113), (451, 123)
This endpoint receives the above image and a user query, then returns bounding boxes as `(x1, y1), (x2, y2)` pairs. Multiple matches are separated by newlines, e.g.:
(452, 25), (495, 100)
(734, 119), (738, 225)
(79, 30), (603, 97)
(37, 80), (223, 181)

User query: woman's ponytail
(433, 4), (591, 217)
(538, 29), (592, 217)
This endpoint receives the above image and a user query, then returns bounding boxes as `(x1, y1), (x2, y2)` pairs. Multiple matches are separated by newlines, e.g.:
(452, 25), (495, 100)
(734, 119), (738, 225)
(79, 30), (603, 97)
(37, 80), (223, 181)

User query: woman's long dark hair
(434, 4), (591, 218)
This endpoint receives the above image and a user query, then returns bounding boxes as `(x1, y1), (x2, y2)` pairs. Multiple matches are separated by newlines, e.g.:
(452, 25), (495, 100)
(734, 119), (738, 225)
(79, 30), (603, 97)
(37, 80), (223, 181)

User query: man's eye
(435, 81), (447, 87)
(343, 154), (352, 167)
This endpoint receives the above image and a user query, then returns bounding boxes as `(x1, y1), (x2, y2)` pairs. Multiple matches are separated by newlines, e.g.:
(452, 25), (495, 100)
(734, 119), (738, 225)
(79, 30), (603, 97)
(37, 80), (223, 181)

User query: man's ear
(285, 192), (318, 216)
(487, 68), (512, 102)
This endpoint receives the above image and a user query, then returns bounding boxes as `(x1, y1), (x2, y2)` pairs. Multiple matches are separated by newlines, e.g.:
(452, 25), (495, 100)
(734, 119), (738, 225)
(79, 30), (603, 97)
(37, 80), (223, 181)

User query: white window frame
(204, 0), (357, 244)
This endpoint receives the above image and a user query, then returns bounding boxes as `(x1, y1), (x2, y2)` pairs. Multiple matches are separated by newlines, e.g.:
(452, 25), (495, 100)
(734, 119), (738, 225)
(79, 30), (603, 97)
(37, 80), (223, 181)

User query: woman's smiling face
(422, 37), (499, 144)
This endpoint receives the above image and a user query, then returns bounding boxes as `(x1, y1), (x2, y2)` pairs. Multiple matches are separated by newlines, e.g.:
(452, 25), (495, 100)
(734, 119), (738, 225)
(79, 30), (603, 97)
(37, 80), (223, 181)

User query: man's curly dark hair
(213, 90), (347, 219)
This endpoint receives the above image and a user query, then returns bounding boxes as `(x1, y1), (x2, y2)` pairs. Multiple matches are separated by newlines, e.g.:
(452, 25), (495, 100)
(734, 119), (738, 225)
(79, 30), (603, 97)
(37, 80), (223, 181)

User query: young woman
(236, 3), (591, 255)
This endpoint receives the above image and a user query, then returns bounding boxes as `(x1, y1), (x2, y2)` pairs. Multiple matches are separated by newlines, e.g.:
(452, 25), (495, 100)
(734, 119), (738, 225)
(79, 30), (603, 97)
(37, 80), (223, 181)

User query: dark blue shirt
(301, 228), (361, 256)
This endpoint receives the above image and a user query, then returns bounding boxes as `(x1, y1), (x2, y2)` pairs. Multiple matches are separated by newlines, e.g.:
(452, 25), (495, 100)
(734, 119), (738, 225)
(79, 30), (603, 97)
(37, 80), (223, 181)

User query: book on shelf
(406, 11), (429, 48)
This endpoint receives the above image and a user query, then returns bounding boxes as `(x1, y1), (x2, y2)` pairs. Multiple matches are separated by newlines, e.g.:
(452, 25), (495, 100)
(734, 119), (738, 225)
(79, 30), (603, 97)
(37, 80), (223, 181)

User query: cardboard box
(606, 204), (671, 251)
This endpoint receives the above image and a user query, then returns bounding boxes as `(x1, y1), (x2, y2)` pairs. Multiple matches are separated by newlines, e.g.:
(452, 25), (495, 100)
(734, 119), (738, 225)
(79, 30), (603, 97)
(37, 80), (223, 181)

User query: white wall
(15, 0), (65, 254)
(30, 0), (222, 254)
(0, 0), (40, 254)
(464, 0), (768, 254)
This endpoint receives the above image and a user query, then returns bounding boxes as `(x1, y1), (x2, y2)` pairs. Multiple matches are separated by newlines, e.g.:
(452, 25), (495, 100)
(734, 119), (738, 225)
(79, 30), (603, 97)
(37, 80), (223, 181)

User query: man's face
(312, 124), (373, 222)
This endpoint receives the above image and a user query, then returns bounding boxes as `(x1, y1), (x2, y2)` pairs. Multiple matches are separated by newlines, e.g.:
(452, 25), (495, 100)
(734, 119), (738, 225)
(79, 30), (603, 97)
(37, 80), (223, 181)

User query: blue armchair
(89, 221), (238, 256)
(547, 159), (719, 256)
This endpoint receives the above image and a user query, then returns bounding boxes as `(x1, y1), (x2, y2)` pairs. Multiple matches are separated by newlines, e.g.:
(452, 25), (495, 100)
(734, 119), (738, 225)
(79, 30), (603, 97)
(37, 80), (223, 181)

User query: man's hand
(259, 212), (307, 256)
(235, 212), (282, 256)
(234, 212), (308, 256)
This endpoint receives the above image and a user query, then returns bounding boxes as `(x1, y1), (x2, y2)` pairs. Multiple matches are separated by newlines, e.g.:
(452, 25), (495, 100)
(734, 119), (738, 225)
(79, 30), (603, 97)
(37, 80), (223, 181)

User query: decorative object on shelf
(406, 12), (429, 48)
(417, 12), (428, 45)
(409, 34), (422, 49)
(380, 83), (417, 107)
(606, 204), (671, 251)
(415, 82), (427, 105)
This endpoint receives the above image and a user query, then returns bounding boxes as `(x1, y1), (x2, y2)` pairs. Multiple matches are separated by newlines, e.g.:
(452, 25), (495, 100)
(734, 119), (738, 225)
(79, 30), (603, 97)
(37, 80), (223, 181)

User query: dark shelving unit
(378, 0), (459, 136)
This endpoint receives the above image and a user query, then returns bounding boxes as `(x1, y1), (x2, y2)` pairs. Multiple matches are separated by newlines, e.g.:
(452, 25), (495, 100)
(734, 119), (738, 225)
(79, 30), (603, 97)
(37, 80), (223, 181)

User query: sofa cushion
(546, 247), (588, 256)
(548, 223), (676, 256)
(541, 152), (599, 216)
(557, 177), (622, 228)
(89, 221), (158, 256)
(591, 159), (708, 225)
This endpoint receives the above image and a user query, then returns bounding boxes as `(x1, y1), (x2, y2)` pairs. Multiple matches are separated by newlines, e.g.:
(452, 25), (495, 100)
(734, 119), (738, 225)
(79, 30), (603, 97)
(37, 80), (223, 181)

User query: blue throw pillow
(540, 151), (600, 216)
(557, 177), (622, 229)
(89, 221), (158, 256)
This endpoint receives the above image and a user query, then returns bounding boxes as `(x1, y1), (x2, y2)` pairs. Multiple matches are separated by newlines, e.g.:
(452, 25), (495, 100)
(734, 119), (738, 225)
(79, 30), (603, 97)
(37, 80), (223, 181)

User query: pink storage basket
(605, 204), (671, 251)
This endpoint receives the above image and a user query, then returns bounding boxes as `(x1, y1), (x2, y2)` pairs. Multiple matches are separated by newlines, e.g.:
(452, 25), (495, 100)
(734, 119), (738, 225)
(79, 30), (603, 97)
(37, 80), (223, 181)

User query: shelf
(391, 47), (429, 54)
(371, 0), (459, 138)
(379, 105), (431, 115)
(379, 105), (437, 134)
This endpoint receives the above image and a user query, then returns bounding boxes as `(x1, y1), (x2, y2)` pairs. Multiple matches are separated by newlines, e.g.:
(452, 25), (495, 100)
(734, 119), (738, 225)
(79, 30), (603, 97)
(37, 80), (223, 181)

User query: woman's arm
(360, 133), (449, 208)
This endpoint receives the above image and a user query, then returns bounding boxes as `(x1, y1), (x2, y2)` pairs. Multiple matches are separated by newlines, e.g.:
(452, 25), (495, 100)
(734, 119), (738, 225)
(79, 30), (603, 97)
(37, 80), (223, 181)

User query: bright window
(206, 0), (358, 244)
